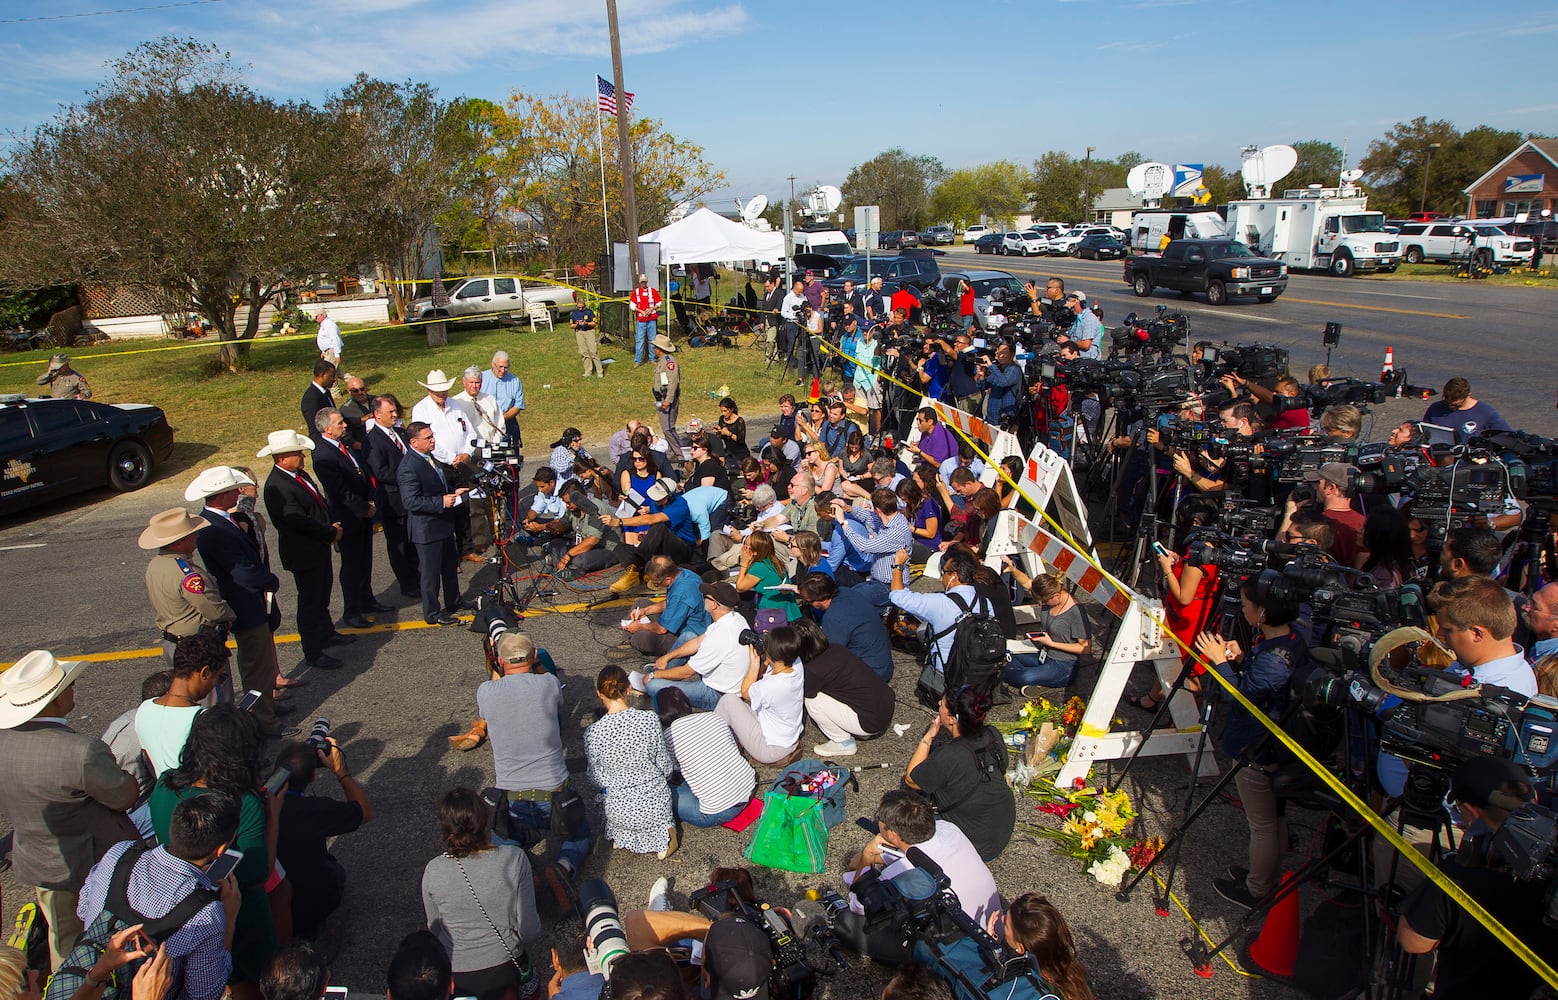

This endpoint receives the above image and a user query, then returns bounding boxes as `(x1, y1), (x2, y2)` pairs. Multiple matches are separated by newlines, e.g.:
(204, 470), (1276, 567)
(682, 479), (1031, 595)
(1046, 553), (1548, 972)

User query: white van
(792, 229), (852, 258)
(1129, 211), (1227, 253)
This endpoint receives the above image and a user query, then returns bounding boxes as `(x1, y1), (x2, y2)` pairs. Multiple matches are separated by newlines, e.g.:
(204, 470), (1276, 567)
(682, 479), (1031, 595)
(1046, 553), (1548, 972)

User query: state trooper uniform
(139, 509), (234, 666)
(34, 354), (91, 400)
(652, 334), (685, 460)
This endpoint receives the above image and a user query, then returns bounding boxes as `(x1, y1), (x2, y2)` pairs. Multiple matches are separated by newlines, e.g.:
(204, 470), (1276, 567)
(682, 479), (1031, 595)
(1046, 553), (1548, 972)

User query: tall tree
(1286, 139), (1345, 194)
(841, 148), (945, 231)
(0, 38), (359, 369)
(929, 160), (1029, 230)
(1030, 151), (1085, 223)
(1358, 117), (1527, 217)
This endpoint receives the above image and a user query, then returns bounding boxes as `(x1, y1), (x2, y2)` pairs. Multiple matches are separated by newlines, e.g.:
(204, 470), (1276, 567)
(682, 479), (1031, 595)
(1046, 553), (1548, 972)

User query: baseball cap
(703, 917), (771, 1000)
(646, 480), (677, 503)
(769, 425), (786, 439)
(1450, 757), (1533, 810)
(699, 581), (740, 608)
(494, 632), (534, 664)
(1303, 462), (1356, 489)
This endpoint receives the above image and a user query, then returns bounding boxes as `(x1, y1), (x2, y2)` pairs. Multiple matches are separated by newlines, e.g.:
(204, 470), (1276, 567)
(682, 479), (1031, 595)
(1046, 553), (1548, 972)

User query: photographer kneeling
(274, 735), (373, 940)
(1191, 580), (1309, 910)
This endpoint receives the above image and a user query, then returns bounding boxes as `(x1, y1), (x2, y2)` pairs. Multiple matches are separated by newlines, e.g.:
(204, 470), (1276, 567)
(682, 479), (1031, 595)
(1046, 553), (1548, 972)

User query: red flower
(1072, 777), (1088, 790)
(1036, 802), (1079, 819)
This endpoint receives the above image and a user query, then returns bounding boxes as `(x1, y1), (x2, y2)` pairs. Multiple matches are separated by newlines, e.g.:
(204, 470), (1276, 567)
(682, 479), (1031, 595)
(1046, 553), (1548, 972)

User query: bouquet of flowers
(1025, 778), (1164, 888)
(994, 696), (1087, 784)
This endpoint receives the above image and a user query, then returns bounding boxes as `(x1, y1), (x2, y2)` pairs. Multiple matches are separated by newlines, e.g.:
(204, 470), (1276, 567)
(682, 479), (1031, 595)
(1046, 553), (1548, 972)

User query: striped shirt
(77, 841), (230, 1000)
(664, 713), (755, 813)
(837, 508), (913, 583)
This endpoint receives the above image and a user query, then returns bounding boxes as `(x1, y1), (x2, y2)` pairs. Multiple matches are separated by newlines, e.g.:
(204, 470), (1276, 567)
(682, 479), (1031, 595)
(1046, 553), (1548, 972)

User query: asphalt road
(3, 266), (1553, 997)
(942, 247), (1555, 431)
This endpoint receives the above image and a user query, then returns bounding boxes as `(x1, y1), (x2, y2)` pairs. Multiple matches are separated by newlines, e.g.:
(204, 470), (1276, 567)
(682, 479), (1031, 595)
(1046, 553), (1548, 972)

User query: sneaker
(658, 823), (680, 860)
(1213, 874), (1261, 909)
(648, 876), (672, 911)
(813, 739), (857, 757)
(1226, 864), (1250, 884)
(1019, 685), (1053, 700)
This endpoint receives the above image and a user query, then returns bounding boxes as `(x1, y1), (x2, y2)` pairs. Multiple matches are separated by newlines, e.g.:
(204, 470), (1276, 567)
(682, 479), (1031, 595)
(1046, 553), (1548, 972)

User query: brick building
(1462, 138), (1558, 219)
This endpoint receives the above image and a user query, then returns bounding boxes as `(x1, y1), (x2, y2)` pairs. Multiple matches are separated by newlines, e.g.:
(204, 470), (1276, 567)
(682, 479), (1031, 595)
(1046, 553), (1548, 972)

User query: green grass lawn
(0, 319), (804, 477)
(1361, 262), (1558, 287)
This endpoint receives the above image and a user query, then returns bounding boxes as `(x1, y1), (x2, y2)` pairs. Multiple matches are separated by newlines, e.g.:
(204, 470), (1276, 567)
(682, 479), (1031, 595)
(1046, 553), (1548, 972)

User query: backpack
(43, 845), (219, 1000)
(915, 592), (1008, 710)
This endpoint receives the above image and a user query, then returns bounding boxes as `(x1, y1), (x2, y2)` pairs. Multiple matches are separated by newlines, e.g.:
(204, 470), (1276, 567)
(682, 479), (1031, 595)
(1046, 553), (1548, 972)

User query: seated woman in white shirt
(714, 625), (806, 765)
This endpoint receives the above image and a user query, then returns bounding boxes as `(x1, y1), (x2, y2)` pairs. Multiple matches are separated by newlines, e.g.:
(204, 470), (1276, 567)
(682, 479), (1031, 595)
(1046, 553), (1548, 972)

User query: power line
(0, 0), (224, 25)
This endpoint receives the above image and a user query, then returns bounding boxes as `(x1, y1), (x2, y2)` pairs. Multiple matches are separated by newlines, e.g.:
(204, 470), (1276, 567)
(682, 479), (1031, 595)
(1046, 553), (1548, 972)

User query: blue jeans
(1004, 653), (1076, 689)
(645, 676), (722, 711)
(499, 790), (594, 871)
(635, 320), (658, 365)
(673, 781), (748, 828)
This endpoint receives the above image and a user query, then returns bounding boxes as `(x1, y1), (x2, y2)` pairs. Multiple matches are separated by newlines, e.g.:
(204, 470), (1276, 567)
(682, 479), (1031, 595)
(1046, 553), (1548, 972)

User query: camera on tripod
(1257, 556), (1427, 667)
(1202, 342), (1289, 385)
(1260, 434), (1360, 485)
(1407, 449), (1512, 542)
(1300, 377), (1389, 416)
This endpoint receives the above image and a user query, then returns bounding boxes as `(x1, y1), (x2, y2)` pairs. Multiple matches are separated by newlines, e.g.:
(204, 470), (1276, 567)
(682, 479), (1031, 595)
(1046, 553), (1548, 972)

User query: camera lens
(578, 879), (629, 975)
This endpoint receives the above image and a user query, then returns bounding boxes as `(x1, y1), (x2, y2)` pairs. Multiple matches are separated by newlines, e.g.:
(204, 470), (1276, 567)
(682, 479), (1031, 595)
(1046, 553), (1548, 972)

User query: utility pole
(605, 0), (642, 282)
(1083, 146), (1096, 224)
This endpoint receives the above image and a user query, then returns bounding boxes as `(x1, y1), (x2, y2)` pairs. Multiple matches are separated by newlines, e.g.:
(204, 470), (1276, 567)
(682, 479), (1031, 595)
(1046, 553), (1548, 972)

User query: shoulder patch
(665, 361), (675, 371)
(182, 574), (207, 595)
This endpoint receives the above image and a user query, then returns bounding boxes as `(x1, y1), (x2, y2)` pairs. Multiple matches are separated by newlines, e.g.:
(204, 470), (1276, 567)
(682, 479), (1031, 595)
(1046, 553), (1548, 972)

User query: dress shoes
(367, 602), (396, 614)
(339, 615), (373, 630)
(324, 632), (357, 646)
(308, 653), (345, 670)
(427, 613), (461, 626)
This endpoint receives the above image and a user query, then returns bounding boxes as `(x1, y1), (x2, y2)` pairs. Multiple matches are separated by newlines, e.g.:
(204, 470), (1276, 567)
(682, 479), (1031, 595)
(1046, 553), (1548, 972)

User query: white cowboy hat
(418, 369), (459, 392)
(0, 651), (87, 729)
(256, 429), (316, 458)
(184, 466), (255, 502)
(652, 334), (677, 354)
(137, 508), (208, 550)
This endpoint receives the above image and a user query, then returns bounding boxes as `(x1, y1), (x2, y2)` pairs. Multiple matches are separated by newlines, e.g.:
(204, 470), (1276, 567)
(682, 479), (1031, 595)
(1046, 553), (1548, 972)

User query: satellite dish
(817, 185), (843, 214)
(740, 194), (768, 223)
(1239, 144), (1298, 198)
(1340, 168), (1364, 183)
(1127, 162), (1173, 203)
(667, 200), (692, 223)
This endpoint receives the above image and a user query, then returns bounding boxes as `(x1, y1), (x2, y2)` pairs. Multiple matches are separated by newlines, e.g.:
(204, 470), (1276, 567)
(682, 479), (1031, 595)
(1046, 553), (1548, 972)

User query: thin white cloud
(1485, 103), (1558, 117)
(1096, 39), (1161, 51)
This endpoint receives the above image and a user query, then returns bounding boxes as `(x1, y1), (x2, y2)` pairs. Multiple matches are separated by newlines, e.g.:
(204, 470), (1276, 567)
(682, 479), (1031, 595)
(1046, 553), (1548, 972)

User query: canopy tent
(639, 207), (784, 265)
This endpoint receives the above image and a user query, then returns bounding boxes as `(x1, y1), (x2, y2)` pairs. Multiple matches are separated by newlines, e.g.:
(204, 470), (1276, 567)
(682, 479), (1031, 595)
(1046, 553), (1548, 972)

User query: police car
(1, 395), (175, 516)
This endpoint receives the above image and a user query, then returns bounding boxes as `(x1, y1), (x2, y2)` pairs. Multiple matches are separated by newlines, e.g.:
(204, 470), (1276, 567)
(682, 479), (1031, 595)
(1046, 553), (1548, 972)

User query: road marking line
(0, 543), (47, 551)
(1345, 289), (1445, 301)
(1266, 297), (1468, 319)
(0, 595), (636, 669)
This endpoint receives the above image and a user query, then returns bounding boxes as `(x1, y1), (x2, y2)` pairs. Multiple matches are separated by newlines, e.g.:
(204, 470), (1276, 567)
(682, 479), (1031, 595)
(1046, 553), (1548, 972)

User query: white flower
(1087, 846), (1132, 887)
(1082, 810), (1097, 824)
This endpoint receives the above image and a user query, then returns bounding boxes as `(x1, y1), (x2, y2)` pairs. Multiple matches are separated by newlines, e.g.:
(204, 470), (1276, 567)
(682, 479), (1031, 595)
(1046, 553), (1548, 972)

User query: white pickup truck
(405, 275), (576, 326)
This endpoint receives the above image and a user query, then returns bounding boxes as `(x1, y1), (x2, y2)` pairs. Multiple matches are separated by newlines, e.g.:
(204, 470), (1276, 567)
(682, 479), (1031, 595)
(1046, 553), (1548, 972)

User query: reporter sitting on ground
(714, 625), (806, 765)
(948, 893), (1093, 1000)
(604, 480), (701, 594)
(644, 582), (752, 712)
(734, 531), (800, 623)
(786, 617), (894, 758)
(273, 736), (372, 941)
(1192, 580), (1308, 910)
(1317, 403), (1361, 441)
(904, 686), (1015, 863)
(657, 688), (756, 828)
(999, 571), (1091, 694)
(797, 572), (894, 682)
(624, 556), (712, 662)
(421, 787), (541, 1000)
(836, 790), (1000, 964)
(584, 666), (676, 859)
(544, 920), (601, 1000)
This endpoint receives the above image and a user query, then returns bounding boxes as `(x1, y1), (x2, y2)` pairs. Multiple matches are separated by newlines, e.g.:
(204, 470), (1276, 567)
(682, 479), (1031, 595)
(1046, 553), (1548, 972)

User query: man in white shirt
(452, 366), (506, 448)
(410, 369), (488, 561)
(645, 582), (751, 710)
(315, 311), (342, 365)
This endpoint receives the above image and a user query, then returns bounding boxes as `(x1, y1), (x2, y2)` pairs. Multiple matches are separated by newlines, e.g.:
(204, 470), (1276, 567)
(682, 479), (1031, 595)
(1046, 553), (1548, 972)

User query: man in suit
(186, 466), (288, 730)
(398, 420), (465, 626)
(260, 429), (347, 671)
(0, 651), (140, 970)
(337, 374), (371, 450)
(301, 359), (338, 430)
(363, 393), (421, 599)
(313, 407), (386, 629)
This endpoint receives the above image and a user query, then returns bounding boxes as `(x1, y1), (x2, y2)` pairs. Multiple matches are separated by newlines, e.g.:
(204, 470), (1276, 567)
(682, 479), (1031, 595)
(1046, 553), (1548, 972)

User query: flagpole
(595, 78), (610, 252)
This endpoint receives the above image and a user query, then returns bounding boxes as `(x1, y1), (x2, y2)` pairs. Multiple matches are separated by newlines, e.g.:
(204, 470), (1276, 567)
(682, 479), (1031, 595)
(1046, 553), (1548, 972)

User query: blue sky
(2, 0), (1556, 208)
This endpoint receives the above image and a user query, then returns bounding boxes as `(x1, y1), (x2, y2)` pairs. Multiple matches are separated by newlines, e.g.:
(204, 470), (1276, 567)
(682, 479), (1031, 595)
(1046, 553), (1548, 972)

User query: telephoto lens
(306, 719), (332, 752)
(578, 879), (629, 975)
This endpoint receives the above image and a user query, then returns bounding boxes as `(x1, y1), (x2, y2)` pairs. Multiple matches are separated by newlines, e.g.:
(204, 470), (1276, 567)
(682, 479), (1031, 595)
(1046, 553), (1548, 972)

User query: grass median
(1360, 261), (1558, 287)
(0, 319), (806, 475)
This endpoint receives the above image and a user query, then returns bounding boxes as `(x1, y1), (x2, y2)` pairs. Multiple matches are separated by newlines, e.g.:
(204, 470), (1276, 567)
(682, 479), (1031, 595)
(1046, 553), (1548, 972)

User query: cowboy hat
(653, 334), (677, 354)
(138, 508), (208, 549)
(0, 651), (87, 729)
(184, 466), (255, 502)
(46, 353), (70, 371)
(418, 368), (459, 392)
(256, 429), (316, 457)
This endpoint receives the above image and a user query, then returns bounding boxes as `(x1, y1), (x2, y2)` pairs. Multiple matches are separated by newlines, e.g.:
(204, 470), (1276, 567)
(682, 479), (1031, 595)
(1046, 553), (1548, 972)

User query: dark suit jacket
(0, 722), (139, 890)
(311, 434), (375, 527)
(196, 508), (282, 630)
(397, 449), (459, 545)
(301, 382), (335, 430)
(263, 467), (336, 572)
(364, 424), (412, 517)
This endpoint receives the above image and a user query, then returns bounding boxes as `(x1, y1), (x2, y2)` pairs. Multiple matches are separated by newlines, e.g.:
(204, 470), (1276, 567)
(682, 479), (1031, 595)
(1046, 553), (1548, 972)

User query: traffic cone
(1245, 871), (1301, 977)
(1380, 346), (1394, 381)
(808, 377), (820, 404)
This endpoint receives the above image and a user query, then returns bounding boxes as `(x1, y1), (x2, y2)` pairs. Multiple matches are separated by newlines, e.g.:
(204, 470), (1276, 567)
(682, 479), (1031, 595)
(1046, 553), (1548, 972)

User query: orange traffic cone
(809, 377), (821, 404)
(1380, 346), (1394, 380)
(1246, 871), (1301, 977)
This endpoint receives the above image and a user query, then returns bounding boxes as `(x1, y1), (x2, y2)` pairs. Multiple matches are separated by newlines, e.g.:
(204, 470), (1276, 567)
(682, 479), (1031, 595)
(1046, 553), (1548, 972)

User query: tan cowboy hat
(138, 508), (208, 549)
(652, 334), (677, 354)
(418, 368), (459, 392)
(256, 429), (316, 457)
(0, 650), (87, 729)
(184, 466), (254, 502)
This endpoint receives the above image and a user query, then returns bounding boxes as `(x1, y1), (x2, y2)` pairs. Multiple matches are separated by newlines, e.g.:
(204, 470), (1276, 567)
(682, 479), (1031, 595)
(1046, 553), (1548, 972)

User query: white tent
(639, 207), (784, 265)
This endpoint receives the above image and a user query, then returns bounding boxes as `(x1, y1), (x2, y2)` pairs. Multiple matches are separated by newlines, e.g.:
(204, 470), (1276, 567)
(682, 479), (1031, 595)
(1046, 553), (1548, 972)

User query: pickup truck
(1123, 239), (1288, 305)
(404, 275), (576, 326)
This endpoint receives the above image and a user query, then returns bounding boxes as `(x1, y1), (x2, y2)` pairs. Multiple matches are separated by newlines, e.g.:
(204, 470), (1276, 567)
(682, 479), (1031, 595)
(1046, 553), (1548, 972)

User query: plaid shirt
(77, 841), (230, 1000)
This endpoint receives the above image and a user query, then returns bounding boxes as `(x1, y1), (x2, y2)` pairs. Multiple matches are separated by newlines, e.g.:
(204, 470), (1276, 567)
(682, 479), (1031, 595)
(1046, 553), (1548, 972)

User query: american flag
(596, 74), (634, 117)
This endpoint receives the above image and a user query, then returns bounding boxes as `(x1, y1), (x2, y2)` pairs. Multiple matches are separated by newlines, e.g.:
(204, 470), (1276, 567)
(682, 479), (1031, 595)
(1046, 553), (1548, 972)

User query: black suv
(1509, 219), (1558, 254)
(822, 253), (941, 295)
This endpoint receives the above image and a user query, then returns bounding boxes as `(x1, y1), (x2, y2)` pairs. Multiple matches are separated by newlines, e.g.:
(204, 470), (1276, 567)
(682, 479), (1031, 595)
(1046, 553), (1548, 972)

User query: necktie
(296, 473), (325, 506)
(341, 442), (374, 488)
(388, 427), (406, 455)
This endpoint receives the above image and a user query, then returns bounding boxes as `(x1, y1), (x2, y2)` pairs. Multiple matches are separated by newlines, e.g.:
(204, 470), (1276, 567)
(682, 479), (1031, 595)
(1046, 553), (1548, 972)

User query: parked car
(1509, 218), (1558, 254)
(1000, 231), (1047, 256)
(1076, 234), (1128, 260)
(962, 224), (990, 243)
(405, 275), (575, 326)
(1394, 222), (1533, 266)
(920, 225), (955, 246)
(1123, 239), (1287, 305)
(1, 395), (175, 516)
(823, 253), (942, 295)
(972, 233), (1003, 255)
(1023, 223), (1066, 244)
(1048, 225), (1122, 256)
(937, 269), (1028, 331)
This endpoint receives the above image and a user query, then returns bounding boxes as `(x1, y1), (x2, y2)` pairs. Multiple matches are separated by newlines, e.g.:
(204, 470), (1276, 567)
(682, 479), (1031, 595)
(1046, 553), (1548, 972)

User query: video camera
(1109, 307), (1189, 360)
(1256, 553), (1428, 668)
(1299, 377), (1389, 416)
(1480, 429), (1558, 516)
(1202, 342), (1289, 385)
(1260, 433), (1359, 485)
(1406, 449), (1512, 542)
(690, 880), (819, 998)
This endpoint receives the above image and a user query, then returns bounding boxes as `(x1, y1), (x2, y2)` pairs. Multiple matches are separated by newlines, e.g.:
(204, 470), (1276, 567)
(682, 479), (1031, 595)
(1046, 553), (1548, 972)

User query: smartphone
(323, 989), (348, 1000)
(1150, 541), (1170, 558)
(205, 849), (243, 883)
(263, 765), (292, 797)
(855, 817), (880, 835)
(237, 689), (262, 712)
